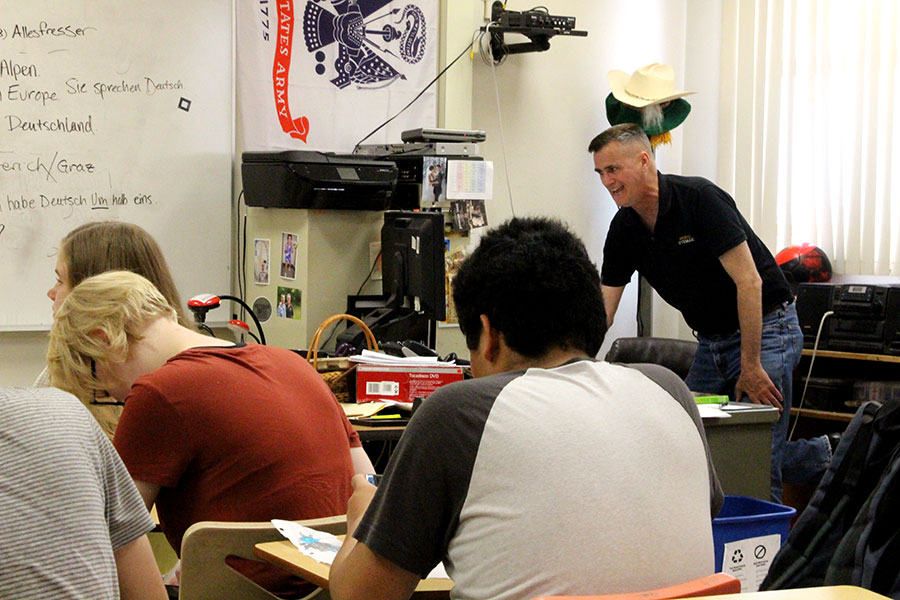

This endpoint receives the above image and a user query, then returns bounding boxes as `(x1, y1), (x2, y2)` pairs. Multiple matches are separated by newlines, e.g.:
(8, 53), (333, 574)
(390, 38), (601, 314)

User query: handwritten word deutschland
(68, 77), (183, 100)
(6, 114), (93, 134)
(6, 22), (95, 40)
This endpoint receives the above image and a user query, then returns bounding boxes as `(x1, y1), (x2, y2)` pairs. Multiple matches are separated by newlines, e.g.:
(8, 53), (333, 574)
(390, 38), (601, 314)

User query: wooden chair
(178, 515), (347, 600)
(530, 573), (741, 600)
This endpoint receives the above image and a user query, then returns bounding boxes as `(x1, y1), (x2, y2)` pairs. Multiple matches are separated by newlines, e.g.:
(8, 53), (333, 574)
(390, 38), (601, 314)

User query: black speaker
(797, 283), (834, 348)
(883, 287), (900, 355)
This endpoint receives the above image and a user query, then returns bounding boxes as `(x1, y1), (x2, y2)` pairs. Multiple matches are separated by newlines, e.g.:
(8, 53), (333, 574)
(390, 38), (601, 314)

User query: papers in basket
(349, 350), (457, 367)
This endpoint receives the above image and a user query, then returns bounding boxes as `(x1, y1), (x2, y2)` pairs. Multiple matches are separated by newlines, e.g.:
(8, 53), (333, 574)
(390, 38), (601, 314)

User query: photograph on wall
(421, 156), (448, 206)
(450, 199), (488, 233)
(440, 248), (467, 327)
(281, 232), (298, 280)
(253, 238), (271, 284)
(276, 286), (301, 320)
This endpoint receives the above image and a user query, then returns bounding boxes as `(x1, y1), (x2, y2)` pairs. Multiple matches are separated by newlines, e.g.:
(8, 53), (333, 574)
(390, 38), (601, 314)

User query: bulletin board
(0, 0), (232, 329)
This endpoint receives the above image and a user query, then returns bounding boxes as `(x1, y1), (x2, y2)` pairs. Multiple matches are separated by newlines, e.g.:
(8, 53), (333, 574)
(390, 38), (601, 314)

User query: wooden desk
(254, 539), (453, 597)
(697, 586), (890, 600)
(352, 423), (406, 442)
(702, 405), (779, 499)
(351, 406), (777, 499)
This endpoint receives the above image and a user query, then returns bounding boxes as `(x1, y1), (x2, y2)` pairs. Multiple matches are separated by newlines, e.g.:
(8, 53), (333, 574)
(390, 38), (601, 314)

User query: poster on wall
(236, 0), (439, 152)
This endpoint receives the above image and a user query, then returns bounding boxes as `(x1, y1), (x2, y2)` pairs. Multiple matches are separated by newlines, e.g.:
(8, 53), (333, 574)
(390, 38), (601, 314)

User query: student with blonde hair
(48, 271), (373, 592)
(38, 221), (191, 437)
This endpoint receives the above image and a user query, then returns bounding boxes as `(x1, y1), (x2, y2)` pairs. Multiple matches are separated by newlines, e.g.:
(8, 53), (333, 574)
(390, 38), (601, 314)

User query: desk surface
(697, 586), (889, 600)
(254, 539), (454, 595)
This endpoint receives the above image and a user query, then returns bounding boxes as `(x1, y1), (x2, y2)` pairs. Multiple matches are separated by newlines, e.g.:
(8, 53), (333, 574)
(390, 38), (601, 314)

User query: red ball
(776, 244), (833, 285)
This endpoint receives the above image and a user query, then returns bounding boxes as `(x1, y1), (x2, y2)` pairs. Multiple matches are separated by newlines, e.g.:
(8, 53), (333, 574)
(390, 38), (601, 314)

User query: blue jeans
(685, 303), (831, 503)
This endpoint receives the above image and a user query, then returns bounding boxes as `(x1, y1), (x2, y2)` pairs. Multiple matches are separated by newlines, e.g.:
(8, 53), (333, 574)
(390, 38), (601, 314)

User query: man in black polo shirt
(589, 123), (830, 502)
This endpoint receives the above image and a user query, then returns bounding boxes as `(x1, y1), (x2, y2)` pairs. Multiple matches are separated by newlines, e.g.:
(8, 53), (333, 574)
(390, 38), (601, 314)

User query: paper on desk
(272, 520), (452, 579)
(697, 404), (731, 419)
(349, 350), (457, 368)
(341, 401), (386, 418)
(272, 520), (343, 565)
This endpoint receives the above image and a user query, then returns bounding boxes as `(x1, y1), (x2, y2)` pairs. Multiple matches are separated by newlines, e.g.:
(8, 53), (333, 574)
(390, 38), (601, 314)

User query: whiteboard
(0, 0), (232, 329)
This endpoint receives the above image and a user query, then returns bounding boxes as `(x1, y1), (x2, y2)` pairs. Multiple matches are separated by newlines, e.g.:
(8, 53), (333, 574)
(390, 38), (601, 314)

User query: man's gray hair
(588, 123), (652, 154)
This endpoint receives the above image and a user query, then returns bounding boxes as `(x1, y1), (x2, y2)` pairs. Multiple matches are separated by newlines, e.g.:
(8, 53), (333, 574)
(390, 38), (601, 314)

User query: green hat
(605, 93), (692, 137)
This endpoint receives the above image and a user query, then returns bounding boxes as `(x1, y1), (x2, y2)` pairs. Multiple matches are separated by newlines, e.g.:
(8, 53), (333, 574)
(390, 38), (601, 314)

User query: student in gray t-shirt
(0, 386), (166, 600)
(331, 217), (723, 600)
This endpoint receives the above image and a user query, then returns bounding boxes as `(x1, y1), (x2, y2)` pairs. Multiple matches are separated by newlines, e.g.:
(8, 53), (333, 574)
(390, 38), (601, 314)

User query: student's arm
(114, 534), (168, 600)
(718, 242), (782, 410)
(350, 446), (376, 475)
(331, 475), (421, 600)
(135, 480), (161, 512)
(601, 284), (626, 329)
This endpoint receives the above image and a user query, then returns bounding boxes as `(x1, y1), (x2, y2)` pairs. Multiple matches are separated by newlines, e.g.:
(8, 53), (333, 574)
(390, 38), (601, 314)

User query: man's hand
(735, 363), (783, 411)
(346, 473), (377, 536)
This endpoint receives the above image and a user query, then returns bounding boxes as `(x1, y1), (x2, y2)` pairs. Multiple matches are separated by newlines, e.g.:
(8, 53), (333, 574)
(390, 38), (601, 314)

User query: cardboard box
(356, 365), (464, 403)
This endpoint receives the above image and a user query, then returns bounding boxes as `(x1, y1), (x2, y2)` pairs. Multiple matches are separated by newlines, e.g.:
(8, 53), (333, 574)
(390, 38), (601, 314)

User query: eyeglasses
(89, 358), (124, 406)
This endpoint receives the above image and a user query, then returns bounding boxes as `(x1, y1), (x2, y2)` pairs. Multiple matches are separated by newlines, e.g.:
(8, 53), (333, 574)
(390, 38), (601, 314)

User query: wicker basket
(307, 314), (379, 403)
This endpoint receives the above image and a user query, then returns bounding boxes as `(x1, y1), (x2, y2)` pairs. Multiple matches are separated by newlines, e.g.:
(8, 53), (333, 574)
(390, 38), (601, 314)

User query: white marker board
(0, 1), (232, 329)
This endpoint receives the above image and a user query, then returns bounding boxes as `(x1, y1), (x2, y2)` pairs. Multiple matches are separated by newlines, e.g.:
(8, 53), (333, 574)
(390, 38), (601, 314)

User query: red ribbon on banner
(273, 0), (310, 142)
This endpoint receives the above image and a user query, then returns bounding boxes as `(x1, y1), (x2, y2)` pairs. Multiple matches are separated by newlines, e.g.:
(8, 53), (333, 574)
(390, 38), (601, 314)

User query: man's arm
(331, 474), (421, 600)
(350, 446), (375, 475)
(114, 534), (168, 600)
(718, 242), (783, 410)
(601, 284), (626, 329)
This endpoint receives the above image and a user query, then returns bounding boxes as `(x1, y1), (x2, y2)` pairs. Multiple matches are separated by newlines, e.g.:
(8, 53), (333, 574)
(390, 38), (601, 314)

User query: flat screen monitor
(381, 210), (446, 321)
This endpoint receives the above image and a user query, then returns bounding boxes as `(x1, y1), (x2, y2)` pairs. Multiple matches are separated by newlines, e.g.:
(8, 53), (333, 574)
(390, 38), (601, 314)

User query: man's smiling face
(592, 140), (650, 209)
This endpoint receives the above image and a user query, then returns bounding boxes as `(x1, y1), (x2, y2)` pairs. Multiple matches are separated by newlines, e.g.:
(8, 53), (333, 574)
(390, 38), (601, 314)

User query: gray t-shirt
(0, 387), (155, 599)
(355, 359), (722, 600)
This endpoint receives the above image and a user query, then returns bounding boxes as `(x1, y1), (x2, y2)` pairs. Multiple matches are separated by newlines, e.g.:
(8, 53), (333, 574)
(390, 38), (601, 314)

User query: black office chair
(604, 336), (699, 381)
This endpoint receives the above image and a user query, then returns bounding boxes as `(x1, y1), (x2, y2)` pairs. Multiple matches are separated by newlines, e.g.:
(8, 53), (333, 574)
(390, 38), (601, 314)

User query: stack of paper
(349, 350), (457, 368)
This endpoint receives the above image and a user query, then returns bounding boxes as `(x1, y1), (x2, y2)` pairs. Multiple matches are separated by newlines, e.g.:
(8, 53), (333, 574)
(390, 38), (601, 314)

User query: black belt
(764, 297), (795, 315)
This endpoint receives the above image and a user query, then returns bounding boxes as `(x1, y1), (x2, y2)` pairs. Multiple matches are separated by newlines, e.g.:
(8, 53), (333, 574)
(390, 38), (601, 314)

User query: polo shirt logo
(677, 235), (695, 245)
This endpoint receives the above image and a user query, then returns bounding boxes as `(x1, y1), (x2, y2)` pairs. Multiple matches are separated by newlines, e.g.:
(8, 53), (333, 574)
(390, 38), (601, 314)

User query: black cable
(319, 250), (385, 351)
(198, 323), (216, 337)
(219, 294), (266, 345)
(246, 330), (261, 344)
(353, 37), (476, 152)
(240, 191), (247, 322)
(357, 250), (383, 296)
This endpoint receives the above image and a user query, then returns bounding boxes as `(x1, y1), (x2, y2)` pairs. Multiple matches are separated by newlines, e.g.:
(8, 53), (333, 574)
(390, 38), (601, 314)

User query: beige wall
(0, 1), (725, 384)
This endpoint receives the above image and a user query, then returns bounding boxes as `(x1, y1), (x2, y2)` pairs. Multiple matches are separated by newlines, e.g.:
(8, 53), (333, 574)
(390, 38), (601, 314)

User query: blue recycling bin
(712, 495), (796, 572)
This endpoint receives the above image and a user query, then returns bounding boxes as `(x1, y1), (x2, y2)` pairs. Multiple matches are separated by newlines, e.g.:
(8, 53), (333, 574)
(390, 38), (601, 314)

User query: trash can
(712, 495), (796, 574)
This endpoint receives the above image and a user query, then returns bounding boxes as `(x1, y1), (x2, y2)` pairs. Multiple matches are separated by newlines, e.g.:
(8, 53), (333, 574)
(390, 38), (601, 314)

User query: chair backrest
(179, 515), (347, 600)
(530, 573), (741, 600)
(604, 337), (699, 381)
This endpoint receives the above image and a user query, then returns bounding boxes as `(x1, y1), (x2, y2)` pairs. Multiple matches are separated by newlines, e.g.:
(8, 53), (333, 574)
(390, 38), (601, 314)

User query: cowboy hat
(605, 93), (692, 136)
(607, 62), (694, 108)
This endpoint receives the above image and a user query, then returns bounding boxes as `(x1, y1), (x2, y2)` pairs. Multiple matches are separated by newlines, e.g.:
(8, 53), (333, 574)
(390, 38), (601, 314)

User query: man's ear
(479, 314), (502, 363)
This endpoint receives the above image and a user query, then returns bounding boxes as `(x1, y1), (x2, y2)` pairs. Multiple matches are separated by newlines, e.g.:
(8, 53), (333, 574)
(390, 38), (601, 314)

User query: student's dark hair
(587, 123), (652, 154)
(452, 217), (606, 358)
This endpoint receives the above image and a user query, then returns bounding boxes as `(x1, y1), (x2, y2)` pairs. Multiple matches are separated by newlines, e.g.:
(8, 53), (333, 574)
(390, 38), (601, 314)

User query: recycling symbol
(732, 549), (744, 564)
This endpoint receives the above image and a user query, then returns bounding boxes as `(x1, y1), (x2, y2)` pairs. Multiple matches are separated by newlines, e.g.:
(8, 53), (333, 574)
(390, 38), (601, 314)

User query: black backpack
(761, 400), (900, 598)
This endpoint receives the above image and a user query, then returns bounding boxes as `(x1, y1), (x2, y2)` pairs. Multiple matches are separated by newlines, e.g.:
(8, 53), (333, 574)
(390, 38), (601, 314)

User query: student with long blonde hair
(37, 221), (191, 437)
